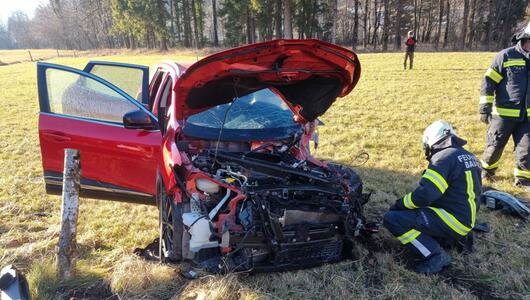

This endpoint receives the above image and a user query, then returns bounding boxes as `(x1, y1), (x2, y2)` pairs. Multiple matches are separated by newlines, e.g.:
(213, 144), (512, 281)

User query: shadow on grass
(0, 225), (8, 235)
(27, 259), (118, 300)
(58, 276), (117, 300)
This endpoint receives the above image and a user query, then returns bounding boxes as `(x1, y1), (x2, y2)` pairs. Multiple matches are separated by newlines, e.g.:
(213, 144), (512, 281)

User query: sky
(0, 0), (47, 25)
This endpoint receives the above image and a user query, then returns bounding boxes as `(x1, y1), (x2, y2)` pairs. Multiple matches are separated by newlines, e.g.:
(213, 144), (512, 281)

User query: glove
(480, 113), (491, 125)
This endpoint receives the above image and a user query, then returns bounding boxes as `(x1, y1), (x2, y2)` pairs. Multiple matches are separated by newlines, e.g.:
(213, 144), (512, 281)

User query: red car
(37, 39), (369, 272)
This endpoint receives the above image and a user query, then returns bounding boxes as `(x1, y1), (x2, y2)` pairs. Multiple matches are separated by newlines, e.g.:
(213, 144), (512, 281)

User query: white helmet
(525, 21), (530, 36)
(422, 120), (455, 154)
(513, 21), (530, 42)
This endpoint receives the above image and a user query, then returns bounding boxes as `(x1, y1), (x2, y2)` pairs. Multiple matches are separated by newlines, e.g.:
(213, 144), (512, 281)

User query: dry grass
(0, 49), (82, 65)
(0, 51), (529, 299)
(0, 48), (215, 65)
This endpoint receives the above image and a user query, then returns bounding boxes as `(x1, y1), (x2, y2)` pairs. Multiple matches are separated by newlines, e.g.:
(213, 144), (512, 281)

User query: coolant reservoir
(182, 213), (218, 252)
(182, 193), (218, 252)
(196, 178), (220, 194)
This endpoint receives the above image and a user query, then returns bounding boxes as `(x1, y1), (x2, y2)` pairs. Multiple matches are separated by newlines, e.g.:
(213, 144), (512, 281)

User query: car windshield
(184, 88), (301, 141)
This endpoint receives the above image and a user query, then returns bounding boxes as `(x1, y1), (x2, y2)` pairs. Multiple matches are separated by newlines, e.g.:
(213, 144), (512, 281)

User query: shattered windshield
(186, 88), (297, 129)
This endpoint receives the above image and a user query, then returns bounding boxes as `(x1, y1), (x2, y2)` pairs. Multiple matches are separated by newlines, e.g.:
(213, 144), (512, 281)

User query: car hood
(174, 39), (361, 122)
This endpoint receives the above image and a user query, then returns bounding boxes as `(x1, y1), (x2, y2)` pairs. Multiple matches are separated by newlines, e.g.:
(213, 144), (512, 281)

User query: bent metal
(37, 40), (378, 273)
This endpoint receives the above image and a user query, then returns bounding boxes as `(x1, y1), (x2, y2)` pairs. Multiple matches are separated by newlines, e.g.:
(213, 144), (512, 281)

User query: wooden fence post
(27, 50), (33, 62)
(57, 149), (80, 280)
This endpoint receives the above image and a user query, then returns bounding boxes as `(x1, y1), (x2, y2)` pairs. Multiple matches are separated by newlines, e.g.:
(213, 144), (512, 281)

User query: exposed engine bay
(178, 146), (371, 273)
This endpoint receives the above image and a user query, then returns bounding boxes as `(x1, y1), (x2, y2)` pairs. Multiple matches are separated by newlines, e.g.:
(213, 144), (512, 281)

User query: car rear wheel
(158, 179), (183, 262)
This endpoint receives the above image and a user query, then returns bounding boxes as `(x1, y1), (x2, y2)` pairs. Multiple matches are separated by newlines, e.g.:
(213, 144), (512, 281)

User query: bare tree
(466, 0), (476, 49)
(422, 0), (435, 42)
(460, 0), (469, 49)
(371, 0), (379, 48)
(382, 0), (389, 51)
(436, 0), (444, 49)
(443, 0), (450, 48)
(331, 0), (338, 43)
(284, 0), (293, 39)
(501, 0), (514, 48)
(182, 0), (193, 47)
(275, 0), (282, 39)
(482, 0), (493, 50)
(394, 0), (404, 50)
(352, 0), (359, 50)
(212, 0), (219, 46)
(173, 0), (183, 43)
(3, 0), (529, 52)
(191, 0), (200, 48)
(363, 0), (369, 48)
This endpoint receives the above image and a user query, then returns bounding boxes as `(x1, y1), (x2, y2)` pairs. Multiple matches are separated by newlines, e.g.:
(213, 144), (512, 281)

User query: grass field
(0, 49), (83, 65)
(0, 48), (209, 65)
(0, 50), (529, 299)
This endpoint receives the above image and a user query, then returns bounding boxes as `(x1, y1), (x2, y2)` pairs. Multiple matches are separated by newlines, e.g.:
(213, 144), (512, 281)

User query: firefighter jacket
(392, 136), (482, 236)
(480, 41), (530, 121)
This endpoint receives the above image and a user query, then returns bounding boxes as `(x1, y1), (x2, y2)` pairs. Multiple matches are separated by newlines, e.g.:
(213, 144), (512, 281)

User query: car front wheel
(158, 179), (183, 262)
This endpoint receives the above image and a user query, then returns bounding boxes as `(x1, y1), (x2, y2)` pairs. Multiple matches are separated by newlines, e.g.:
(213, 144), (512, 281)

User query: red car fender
(158, 64), (187, 197)
(160, 142), (178, 194)
(159, 121), (183, 196)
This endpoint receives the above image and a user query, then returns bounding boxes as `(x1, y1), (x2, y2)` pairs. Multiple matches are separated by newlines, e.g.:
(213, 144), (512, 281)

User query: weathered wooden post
(27, 50), (33, 62)
(57, 149), (80, 280)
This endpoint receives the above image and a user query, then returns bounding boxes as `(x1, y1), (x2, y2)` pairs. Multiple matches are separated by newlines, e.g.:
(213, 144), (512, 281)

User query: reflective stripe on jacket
(395, 136), (482, 236)
(480, 41), (530, 121)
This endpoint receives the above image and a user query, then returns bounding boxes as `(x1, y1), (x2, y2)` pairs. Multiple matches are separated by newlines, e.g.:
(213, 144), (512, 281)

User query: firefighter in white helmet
(480, 22), (530, 191)
(384, 121), (482, 273)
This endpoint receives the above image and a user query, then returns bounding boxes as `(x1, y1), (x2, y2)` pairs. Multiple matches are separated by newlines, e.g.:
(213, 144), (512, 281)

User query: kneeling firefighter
(384, 121), (481, 273)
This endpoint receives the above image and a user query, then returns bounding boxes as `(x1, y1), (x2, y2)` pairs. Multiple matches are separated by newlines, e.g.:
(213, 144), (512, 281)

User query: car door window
(88, 65), (144, 101)
(45, 67), (140, 124)
(84, 61), (149, 104)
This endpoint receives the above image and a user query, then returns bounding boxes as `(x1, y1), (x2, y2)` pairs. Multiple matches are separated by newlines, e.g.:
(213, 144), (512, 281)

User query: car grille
(278, 238), (343, 263)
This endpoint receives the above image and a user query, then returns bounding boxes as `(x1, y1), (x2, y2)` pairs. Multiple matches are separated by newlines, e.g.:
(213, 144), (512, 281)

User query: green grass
(0, 51), (529, 299)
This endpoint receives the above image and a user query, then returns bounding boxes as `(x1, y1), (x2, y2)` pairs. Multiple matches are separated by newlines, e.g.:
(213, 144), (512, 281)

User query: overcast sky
(0, 0), (47, 25)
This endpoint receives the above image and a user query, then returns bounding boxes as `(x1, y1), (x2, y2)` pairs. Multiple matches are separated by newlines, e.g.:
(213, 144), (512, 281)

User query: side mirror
(123, 110), (158, 130)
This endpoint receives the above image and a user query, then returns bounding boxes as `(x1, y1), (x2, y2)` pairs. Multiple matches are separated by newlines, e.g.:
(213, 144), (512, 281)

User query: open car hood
(174, 39), (361, 122)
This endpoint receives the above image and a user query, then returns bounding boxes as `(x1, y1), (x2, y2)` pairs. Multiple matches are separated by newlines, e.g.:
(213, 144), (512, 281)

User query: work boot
(414, 249), (452, 274)
(514, 179), (530, 193)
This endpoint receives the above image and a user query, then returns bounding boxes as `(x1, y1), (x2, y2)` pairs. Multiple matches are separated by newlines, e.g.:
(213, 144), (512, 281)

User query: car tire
(158, 179), (183, 262)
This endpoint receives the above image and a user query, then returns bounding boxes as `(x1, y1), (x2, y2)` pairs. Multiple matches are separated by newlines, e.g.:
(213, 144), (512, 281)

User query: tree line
(0, 0), (529, 52)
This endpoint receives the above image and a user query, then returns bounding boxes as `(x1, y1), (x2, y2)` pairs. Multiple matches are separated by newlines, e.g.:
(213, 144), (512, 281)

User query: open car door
(37, 62), (160, 204)
(83, 61), (150, 105)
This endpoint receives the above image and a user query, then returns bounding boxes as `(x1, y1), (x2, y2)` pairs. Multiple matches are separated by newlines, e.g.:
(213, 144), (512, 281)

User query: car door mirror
(123, 110), (158, 130)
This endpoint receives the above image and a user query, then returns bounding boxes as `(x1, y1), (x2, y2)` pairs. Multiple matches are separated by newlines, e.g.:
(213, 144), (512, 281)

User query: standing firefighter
(480, 23), (530, 190)
(404, 31), (416, 70)
(384, 121), (481, 273)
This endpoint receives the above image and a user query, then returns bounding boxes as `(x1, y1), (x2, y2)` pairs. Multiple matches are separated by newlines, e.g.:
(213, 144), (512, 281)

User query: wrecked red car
(37, 39), (369, 272)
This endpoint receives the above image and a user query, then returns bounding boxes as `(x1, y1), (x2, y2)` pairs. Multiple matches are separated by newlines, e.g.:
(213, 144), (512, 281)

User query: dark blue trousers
(482, 118), (530, 183)
(383, 208), (460, 258)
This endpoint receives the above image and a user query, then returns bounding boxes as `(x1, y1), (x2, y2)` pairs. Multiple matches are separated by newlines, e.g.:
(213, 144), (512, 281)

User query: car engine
(178, 146), (371, 273)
